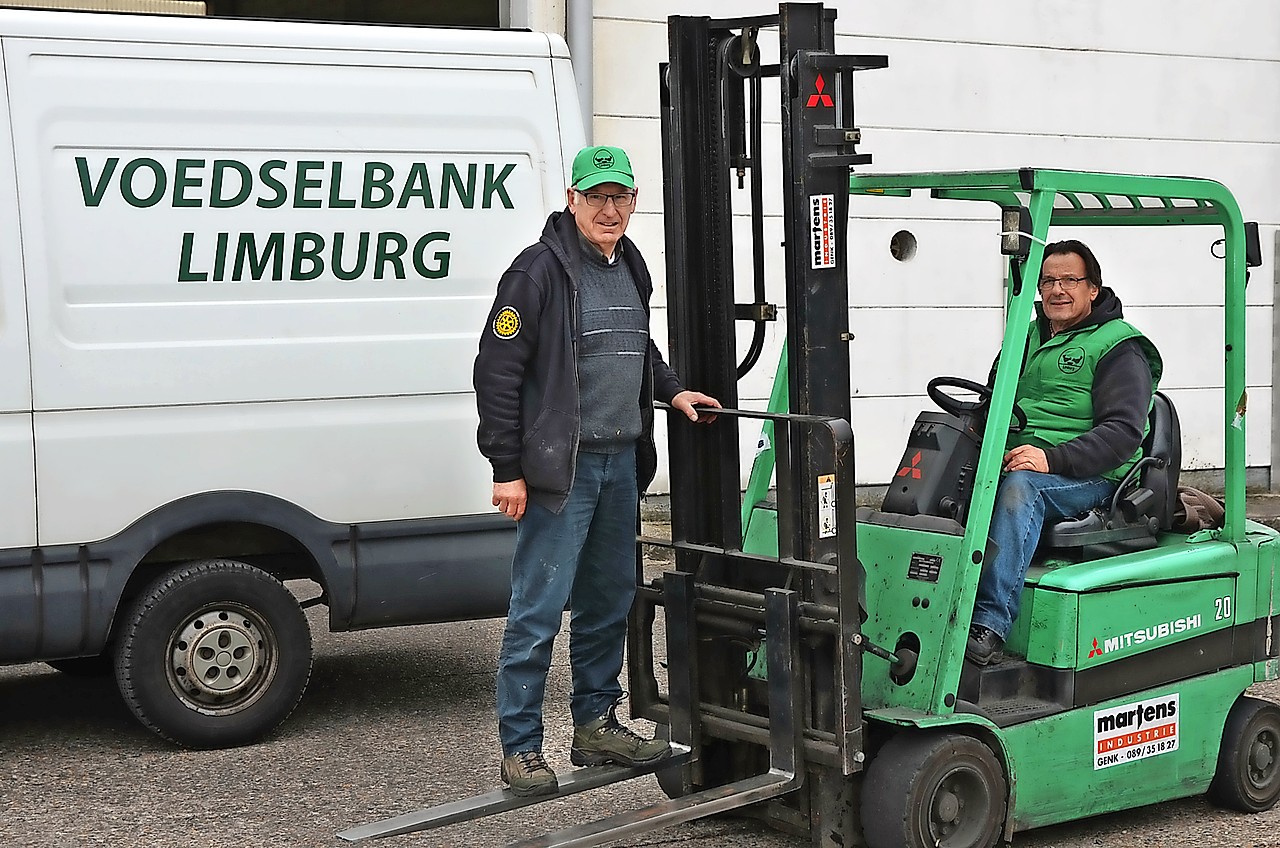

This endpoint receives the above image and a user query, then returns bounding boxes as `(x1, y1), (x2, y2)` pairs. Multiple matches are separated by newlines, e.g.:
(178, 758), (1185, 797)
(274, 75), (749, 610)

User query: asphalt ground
(6, 499), (1280, 848)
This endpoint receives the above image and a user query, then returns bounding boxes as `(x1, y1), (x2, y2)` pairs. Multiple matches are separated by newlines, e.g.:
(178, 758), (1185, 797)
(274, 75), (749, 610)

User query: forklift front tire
(1208, 695), (1280, 813)
(861, 731), (1006, 848)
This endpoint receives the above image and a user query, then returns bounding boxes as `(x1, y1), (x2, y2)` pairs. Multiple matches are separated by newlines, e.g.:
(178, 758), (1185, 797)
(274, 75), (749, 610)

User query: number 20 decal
(1215, 595), (1233, 621)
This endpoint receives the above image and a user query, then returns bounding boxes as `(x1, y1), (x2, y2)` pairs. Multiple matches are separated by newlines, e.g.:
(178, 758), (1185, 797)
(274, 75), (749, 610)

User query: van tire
(114, 559), (312, 749)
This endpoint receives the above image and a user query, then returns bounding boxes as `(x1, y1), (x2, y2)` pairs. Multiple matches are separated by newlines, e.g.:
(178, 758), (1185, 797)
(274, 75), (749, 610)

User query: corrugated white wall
(589, 1), (1280, 489)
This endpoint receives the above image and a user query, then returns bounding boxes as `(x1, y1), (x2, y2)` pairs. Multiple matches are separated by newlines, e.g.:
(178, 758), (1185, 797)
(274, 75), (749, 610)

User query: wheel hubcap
(929, 767), (987, 844)
(935, 789), (961, 823)
(167, 604), (277, 715)
(1249, 732), (1277, 786)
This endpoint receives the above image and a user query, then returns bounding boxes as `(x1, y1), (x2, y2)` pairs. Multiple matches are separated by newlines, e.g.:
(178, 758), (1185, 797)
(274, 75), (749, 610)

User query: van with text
(0, 8), (583, 747)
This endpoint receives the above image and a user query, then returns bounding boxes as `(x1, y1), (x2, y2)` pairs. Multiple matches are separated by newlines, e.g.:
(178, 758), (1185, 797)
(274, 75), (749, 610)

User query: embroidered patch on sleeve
(493, 306), (521, 339)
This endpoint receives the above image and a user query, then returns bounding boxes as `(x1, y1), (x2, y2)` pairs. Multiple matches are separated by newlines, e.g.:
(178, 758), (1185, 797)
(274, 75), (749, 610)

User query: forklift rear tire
(861, 731), (1006, 848)
(1209, 695), (1280, 813)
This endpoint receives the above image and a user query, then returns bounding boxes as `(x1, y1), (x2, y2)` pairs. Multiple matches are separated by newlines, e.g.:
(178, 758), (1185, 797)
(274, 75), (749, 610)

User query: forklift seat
(1040, 391), (1181, 558)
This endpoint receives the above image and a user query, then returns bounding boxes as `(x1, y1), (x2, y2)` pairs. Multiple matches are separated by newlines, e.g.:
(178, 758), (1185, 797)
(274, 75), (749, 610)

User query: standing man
(966, 239), (1162, 665)
(474, 145), (721, 796)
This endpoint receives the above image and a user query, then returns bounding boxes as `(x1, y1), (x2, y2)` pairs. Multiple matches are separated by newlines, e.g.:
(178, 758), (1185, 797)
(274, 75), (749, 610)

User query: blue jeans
(497, 445), (639, 756)
(972, 471), (1115, 639)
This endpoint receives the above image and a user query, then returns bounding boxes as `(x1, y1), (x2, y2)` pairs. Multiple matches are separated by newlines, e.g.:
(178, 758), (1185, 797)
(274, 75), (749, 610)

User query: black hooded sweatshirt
(473, 209), (683, 513)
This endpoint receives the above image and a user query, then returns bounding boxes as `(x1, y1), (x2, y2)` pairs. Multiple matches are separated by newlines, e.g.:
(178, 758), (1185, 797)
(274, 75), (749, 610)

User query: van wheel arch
(105, 491), (350, 634)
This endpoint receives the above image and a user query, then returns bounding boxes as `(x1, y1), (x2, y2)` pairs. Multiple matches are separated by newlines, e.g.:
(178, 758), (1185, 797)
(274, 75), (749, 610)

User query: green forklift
(692, 167), (1275, 848)
(340, 6), (1276, 847)
(628, 6), (1278, 846)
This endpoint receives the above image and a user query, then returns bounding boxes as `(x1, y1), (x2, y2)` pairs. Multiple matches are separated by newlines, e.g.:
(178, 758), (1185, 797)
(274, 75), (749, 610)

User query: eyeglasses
(1037, 275), (1089, 293)
(577, 190), (636, 208)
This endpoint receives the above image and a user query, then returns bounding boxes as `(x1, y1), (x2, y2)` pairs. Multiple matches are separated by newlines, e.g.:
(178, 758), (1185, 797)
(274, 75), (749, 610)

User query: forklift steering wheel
(927, 376), (1027, 433)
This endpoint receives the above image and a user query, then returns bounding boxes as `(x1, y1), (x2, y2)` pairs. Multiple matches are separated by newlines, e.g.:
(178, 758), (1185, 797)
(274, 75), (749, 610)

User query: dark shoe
(965, 625), (1004, 665)
(570, 703), (671, 767)
(500, 750), (558, 796)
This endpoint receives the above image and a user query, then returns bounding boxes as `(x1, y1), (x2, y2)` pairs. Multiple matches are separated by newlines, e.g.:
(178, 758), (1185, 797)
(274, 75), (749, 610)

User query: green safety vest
(1008, 318), (1163, 482)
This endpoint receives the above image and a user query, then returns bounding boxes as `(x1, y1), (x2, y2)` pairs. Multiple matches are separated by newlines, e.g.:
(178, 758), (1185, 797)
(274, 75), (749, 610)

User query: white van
(0, 9), (584, 747)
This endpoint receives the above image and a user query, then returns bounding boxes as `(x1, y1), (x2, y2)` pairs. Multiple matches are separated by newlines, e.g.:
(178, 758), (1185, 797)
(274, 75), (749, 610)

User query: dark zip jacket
(474, 209), (683, 512)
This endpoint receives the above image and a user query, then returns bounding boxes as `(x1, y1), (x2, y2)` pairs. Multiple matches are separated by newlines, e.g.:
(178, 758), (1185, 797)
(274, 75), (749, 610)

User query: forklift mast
(633, 3), (887, 843)
(661, 4), (882, 570)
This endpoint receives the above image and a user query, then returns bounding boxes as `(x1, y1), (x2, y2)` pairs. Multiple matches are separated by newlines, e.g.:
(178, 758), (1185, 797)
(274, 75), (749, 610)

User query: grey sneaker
(571, 704), (671, 767)
(500, 751), (558, 796)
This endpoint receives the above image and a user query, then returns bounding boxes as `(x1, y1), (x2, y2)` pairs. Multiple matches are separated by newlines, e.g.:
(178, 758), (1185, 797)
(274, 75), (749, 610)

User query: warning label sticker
(810, 194), (836, 269)
(1093, 693), (1179, 770)
(817, 474), (836, 538)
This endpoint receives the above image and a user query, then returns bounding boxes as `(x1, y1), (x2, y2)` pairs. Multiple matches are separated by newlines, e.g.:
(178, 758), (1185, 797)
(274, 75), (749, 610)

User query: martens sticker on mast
(809, 194), (836, 269)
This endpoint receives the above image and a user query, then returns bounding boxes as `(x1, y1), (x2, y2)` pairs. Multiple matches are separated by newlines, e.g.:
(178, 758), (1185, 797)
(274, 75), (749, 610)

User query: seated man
(966, 239), (1163, 665)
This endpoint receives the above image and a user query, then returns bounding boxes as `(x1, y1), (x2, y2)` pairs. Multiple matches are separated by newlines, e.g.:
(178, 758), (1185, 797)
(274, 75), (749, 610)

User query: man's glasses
(1037, 276), (1089, 293)
(577, 190), (636, 208)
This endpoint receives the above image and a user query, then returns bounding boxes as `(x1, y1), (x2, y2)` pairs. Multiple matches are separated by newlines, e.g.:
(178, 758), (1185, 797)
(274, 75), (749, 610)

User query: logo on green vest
(1058, 347), (1086, 374)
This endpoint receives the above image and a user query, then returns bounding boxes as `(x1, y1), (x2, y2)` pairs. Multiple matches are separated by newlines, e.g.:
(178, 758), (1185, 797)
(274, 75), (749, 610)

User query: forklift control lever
(852, 633), (921, 682)
(851, 632), (898, 664)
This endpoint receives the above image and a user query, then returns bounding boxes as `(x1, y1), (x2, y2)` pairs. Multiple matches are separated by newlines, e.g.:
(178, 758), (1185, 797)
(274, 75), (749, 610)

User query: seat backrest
(1143, 391), (1181, 530)
(1040, 391), (1182, 555)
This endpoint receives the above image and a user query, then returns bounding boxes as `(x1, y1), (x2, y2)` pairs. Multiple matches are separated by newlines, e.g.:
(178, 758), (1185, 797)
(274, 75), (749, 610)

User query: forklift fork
(336, 579), (806, 846)
(334, 754), (688, 843)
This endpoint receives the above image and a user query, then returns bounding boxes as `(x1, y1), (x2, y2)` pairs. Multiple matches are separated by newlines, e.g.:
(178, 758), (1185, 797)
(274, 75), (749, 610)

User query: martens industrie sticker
(809, 194), (836, 270)
(1093, 693), (1179, 770)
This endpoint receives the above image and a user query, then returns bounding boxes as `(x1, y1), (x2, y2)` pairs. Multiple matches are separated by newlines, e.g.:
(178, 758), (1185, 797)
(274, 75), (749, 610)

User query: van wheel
(46, 655), (114, 677)
(861, 731), (1006, 848)
(1209, 695), (1280, 812)
(114, 559), (312, 749)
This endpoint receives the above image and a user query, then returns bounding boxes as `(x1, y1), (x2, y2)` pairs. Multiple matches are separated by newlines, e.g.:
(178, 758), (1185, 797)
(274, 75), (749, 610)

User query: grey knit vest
(576, 236), (646, 453)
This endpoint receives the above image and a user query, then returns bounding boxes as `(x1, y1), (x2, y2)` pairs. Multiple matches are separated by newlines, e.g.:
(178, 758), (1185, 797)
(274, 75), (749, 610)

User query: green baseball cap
(571, 145), (635, 191)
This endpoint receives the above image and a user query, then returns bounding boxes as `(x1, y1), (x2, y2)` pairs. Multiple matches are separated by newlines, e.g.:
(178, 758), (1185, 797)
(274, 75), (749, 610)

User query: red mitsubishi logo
(806, 74), (834, 108)
(896, 451), (922, 479)
(1088, 638), (1103, 658)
